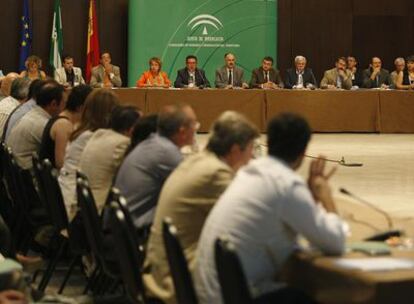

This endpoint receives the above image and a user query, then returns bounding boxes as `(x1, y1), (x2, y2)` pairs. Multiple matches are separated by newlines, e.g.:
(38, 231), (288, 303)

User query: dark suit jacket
(284, 68), (317, 89)
(362, 68), (393, 88)
(349, 69), (363, 88)
(174, 68), (210, 88)
(250, 67), (283, 88)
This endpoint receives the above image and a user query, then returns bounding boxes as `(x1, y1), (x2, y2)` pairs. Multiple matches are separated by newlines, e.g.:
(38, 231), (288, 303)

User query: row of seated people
(1, 52), (414, 93)
(0, 76), (345, 303)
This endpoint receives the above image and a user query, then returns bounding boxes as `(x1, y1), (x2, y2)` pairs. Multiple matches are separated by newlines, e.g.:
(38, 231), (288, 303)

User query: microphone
(197, 69), (206, 89)
(339, 188), (402, 241)
(305, 155), (363, 167)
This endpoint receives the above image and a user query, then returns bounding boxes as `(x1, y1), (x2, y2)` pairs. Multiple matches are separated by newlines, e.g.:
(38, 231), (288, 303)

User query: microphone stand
(339, 188), (402, 241)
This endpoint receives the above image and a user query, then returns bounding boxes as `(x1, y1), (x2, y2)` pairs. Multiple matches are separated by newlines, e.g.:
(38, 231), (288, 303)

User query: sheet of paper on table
(334, 257), (414, 272)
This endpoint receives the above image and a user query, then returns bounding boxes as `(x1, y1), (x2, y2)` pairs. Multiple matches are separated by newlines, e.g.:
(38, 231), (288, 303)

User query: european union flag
(19, 0), (32, 72)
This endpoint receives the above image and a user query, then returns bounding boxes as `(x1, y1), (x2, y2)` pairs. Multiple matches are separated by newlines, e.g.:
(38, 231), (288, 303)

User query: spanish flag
(85, 0), (100, 82)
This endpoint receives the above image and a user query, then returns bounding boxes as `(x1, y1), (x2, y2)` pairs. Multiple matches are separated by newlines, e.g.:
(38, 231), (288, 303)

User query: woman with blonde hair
(58, 89), (120, 220)
(20, 55), (47, 80)
(136, 57), (171, 88)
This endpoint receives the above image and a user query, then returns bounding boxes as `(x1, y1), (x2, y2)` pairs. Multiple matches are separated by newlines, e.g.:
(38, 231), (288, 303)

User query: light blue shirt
(4, 98), (37, 140)
(195, 156), (347, 304)
(114, 133), (183, 229)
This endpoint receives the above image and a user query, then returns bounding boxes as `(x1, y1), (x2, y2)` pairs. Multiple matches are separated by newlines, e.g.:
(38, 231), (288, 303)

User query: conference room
(0, 0), (414, 303)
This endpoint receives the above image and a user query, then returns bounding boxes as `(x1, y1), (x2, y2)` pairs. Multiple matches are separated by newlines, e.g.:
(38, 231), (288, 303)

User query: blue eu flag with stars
(19, 0), (32, 72)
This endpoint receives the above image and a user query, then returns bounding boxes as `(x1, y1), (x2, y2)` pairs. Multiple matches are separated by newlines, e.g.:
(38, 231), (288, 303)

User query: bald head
(0, 73), (20, 97)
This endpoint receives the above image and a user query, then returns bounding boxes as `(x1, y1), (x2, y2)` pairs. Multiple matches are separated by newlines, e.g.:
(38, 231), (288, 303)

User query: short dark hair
(110, 105), (141, 133)
(267, 113), (311, 163)
(186, 55), (197, 62)
(336, 57), (347, 64)
(65, 84), (92, 112)
(263, 56), (274, 63)
(28, 79), (45, 100)
(10, 78), (31, 100)
(406, 55), (414, 63)
(101, 51), (111, 58)
(127, 114), (158, 154)
(207, 111), (259, 157)
(62, 55), (73, 63)
(157, 104), (193, 138)
(35, 80), (64, 107)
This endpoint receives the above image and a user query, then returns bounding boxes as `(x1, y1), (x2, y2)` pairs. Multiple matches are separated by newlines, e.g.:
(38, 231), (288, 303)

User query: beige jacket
(79, 129), (129, 213)
(320, 68), (352, 90)
(90, 64), (122, 88)
(143, 150), (234, 304)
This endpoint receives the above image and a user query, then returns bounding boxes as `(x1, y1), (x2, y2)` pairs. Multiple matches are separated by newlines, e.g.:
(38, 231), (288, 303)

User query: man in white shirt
(0, 78), (30, 134)
(195, 113), (347, 304)
(54, 55), (85, 88)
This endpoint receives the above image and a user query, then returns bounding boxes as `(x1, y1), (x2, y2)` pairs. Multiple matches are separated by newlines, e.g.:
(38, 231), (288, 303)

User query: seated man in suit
(90, 52), (122, 88)
(54, 55), (85, 88)
(362, 57), (393, 89)
(390, 57), (405, 85)
(174, 55), (210, 89)
(250, 56), (283, 89)
(346, 56), (364, 88)
(284, 55), (317, 89)
(215, 53), (249, 89)
(143, 111), (259, 304)
(320, 57), (352, 90)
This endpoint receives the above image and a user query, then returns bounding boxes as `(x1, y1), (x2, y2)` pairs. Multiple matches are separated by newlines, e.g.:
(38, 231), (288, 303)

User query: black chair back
(214, 238), (253, 304)
(107, 202), (146, 304)
(40, 159), (69, 232)
(162, 218), (198, 304)
(76, 175), (104, 259)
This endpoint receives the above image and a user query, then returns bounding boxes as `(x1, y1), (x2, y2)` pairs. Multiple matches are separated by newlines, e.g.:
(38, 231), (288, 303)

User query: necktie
(336, 75), (342, 88)
(228, 69), (233, 85)
(376, 75), (379, 87)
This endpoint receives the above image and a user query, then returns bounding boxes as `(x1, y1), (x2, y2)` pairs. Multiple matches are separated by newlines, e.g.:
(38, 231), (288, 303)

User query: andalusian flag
(49, 0), (63, 71)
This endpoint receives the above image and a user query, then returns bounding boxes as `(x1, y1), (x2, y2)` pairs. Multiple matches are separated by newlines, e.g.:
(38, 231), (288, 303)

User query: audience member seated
(136, 57), (171, 88)
(0, 78), (30, 134)
(58, 89), (119, 220)
(19, 55), (47, 81)
(0, 73), (20, 101)
(174, 55), (210, 89)
(362, 57), (393, 89)
(250, 56), (283, 89)
(90, 52), (122, 88)
(284, 55), (317, 89)
(6, 80), (64, 170)
(114, 104), (198, 230)
(79, 106), (140, 213)
(38, 84), (92, 168)
(125, 114), (158, 155)
(54, 55), (86, 88)
(346, 56), (363, 88)
(143, 111), (259, 304)
(195, 113), (347, 304)
(320, 56), (352, 90)
(215, 53), (249, 89)
(390, 57), (405, 85)
(395, 55), (414, 90)
(3, 79), (45, 141)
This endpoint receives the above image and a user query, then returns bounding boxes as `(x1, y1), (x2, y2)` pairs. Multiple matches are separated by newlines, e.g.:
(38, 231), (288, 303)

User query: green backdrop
(128, 0), (277, 87)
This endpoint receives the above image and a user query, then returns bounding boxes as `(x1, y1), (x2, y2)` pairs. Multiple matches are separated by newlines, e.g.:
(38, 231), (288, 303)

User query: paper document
(334, 257), (414, 272)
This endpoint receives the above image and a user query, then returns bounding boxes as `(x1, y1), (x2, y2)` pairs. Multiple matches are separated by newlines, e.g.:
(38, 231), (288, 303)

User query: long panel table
(112, 88), (414, 133)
